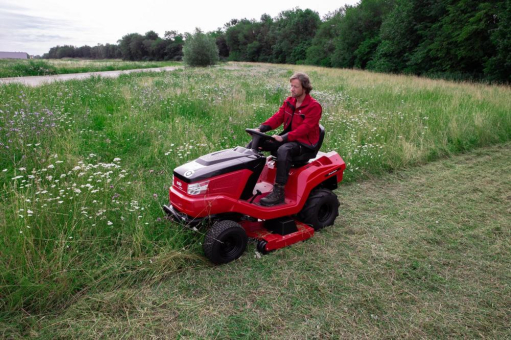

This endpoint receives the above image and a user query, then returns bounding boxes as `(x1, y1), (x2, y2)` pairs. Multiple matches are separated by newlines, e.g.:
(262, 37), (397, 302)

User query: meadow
(0, 59), (181, 78)
(0, 63), (510, 336)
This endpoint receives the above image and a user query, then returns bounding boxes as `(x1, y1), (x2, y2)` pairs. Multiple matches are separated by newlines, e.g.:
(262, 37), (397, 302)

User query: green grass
(0, 63), (510, 336)
(0, 59), (181, 78)
(4, 142), (510, 339)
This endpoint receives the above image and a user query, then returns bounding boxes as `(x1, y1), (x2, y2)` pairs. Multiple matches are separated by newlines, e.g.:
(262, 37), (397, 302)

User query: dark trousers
(259, 140), (303, 185)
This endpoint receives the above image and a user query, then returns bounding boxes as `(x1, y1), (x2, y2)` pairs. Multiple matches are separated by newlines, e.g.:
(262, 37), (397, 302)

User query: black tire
(298, 188), (340, 231)
(203, 220), (248, 264)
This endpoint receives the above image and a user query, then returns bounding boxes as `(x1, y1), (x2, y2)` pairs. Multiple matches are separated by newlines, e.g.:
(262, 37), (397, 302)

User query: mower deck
(240, 219), (315, 252)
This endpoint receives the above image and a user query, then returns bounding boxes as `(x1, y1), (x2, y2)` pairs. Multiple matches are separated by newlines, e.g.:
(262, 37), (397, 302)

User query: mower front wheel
(298, 188), (340, 231)
(203, 220), (248, 264)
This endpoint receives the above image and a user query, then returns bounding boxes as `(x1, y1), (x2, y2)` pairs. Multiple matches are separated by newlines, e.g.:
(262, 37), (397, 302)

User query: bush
(183, 29), (219, 67)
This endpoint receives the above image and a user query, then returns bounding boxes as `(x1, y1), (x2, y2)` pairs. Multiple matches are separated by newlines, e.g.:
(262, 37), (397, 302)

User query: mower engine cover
(172, 146), (266, 202)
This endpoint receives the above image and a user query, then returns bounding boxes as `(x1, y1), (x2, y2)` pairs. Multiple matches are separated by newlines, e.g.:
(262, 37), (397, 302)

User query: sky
(0, 0), (360, 56)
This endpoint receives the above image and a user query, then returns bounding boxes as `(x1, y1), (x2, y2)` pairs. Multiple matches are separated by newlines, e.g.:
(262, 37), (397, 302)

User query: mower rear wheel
(298, 188), (340, 231)
(203, 220), (248, 264)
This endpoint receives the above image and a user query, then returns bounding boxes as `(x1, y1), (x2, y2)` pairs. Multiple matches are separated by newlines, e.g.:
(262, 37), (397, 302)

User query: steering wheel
(245, 128), (274, 140)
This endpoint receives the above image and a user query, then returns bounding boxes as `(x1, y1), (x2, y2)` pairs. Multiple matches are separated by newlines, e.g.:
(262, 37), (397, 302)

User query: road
(0, 66), (181, 87)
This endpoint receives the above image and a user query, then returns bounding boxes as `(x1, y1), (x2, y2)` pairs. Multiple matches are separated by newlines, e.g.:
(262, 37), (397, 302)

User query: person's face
(290, 79), (304, 99)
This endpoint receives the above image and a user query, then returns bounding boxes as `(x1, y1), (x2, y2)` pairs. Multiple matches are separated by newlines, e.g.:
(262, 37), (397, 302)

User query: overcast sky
(0, 0), (360, 56)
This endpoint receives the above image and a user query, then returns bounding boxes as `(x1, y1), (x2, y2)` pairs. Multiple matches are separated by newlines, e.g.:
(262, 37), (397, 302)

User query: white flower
(113, 158), (121, 162)
(107, 221), (113, 226)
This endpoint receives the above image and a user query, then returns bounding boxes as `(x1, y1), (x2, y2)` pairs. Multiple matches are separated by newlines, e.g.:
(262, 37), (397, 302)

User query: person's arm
(260, 100), (287, 131)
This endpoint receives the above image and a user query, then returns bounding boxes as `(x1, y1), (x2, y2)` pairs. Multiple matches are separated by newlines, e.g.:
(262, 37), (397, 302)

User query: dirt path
(0, 66), (182, 87)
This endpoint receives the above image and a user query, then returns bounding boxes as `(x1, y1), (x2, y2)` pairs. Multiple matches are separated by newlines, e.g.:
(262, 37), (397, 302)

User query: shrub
(183, 28), (219, 67)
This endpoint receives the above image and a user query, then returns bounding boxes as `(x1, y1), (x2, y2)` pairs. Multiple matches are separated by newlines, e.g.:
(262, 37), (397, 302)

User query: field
(0, 59), (181, 78)
(1, 63), (510, 337)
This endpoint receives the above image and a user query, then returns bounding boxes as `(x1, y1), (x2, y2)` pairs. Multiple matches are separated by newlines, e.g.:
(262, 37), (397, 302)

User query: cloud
(0, 9), (76, 32)
(0, 7), (83, 54)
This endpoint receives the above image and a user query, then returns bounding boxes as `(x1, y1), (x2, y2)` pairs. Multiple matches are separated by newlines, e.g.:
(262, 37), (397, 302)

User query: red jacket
(260, 94), (322, 148)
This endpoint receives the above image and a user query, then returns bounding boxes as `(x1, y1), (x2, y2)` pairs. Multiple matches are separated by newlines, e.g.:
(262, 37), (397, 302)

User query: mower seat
(290, 124), (325, 167)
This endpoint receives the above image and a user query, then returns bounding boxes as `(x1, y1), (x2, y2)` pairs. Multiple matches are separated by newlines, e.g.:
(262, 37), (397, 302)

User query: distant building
(0, 52), (29, 59)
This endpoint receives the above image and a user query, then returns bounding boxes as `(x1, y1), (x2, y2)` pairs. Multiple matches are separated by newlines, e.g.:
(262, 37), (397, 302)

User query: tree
(164, 31), (184, 61)
(428, 0), (502, 79)
(305, 9), (345, 67)
(270, 8), (321, 64)
(118, 33), (138, 60)
(331, 0), (395, 69)
(209, 29), (230, 59)
(183, 28), (219, 67)
(485, 0), (511, 82)
(225, 19), (259, 61)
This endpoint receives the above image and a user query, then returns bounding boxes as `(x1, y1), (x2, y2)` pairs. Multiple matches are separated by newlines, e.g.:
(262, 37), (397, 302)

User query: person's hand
(272, 135), (283, 142)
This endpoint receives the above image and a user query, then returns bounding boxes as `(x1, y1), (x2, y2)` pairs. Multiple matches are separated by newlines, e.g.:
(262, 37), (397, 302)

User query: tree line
(44, 0), (510, 82)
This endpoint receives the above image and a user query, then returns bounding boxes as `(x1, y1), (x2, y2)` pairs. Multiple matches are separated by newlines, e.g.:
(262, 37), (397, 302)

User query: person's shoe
(260, 184), (285, 206)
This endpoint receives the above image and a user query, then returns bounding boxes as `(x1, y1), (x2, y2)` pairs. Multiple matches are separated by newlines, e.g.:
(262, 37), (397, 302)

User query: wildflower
(107, 221), (113, 226)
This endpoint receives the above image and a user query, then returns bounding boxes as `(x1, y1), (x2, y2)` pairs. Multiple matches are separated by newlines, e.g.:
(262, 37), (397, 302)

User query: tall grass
(0, 63), (510, 319)
(0, 59), (181, 78)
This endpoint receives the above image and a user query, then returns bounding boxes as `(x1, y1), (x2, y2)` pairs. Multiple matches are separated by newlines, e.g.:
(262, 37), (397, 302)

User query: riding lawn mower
(163, 125), (346, 264)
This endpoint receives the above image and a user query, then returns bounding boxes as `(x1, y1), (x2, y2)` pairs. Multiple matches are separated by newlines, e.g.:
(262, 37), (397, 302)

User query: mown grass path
(21, 143), (510, 339)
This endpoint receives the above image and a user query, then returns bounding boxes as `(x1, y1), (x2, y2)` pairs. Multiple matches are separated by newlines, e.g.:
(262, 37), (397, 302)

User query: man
(256, 72), (322, 206)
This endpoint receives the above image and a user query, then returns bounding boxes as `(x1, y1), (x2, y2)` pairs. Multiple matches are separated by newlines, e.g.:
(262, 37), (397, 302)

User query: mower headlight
(187, 181), (209, 195)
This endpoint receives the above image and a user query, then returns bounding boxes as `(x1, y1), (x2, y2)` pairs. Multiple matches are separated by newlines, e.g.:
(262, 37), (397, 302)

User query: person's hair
(289, 72), (313, 94)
